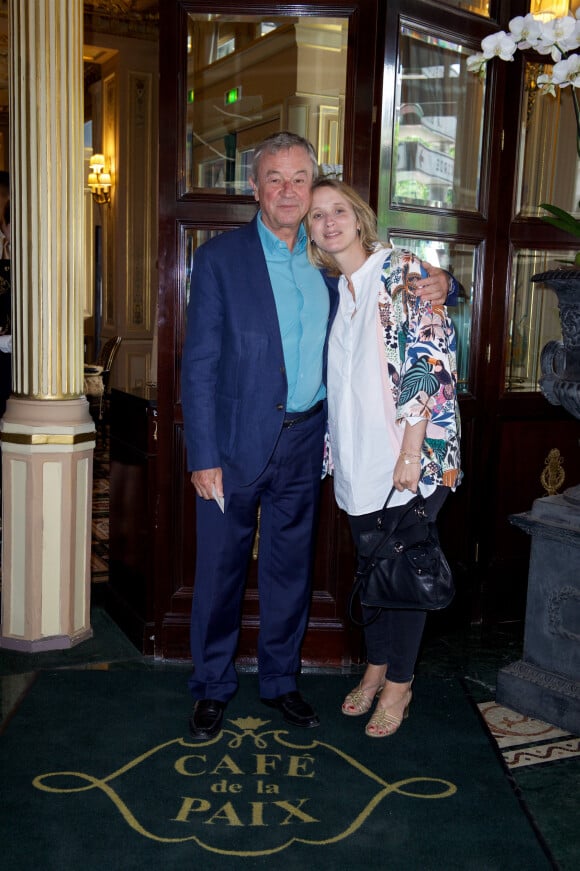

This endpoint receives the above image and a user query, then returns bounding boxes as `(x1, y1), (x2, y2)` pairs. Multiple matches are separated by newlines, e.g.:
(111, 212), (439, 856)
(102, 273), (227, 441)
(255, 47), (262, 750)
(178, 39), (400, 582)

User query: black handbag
(349, 487), (454, 625)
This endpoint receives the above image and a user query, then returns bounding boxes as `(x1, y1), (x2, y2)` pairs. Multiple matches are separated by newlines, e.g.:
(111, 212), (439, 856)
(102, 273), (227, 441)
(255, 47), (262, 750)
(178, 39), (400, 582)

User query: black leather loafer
(189, 699), (226, 740)
(261, 691), (320, 728)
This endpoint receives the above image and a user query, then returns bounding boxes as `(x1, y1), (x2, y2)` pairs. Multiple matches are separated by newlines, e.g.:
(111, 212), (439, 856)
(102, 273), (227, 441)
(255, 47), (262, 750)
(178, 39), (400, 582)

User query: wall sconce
(88, 153), (112, 205)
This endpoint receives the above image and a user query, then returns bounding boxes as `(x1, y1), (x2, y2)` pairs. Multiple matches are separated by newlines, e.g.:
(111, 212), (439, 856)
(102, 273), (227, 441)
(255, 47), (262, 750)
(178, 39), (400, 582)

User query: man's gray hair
(251, 131), (319, 181)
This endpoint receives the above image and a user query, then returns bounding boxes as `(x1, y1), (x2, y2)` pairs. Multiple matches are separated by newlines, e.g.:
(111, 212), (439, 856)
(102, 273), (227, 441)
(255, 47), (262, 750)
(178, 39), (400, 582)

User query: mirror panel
(380, 23), (485, 213)
(185, 13), (348, 194)
(504, 248), (571, 392)
(437, 0), (490, 14)
(516, 61), (580, 219)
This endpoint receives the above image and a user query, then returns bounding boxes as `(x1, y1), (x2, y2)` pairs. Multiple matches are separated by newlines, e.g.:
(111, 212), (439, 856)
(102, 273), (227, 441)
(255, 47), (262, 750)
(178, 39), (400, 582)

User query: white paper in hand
(212, 485), (225, 513)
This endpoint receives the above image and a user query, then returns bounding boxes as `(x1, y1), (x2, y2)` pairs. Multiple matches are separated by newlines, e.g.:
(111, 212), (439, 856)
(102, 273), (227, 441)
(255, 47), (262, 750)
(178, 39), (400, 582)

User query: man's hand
(191, 467), (223, 501)
(415, 263), (450, 305)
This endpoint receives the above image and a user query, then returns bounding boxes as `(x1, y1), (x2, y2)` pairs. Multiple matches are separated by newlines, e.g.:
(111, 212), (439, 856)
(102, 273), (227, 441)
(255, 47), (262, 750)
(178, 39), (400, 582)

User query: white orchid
(470, 11), (580, 251)
(541, 15), (578, 46)
(466, 52), (487, 74)
(470, 10), (580, 170)
(534, 17), (579, 61)
(542, 53), (580, 89)
(480, 31), (518, 61)
(469, 12), (580, 92)
(508, 14), (542, 51)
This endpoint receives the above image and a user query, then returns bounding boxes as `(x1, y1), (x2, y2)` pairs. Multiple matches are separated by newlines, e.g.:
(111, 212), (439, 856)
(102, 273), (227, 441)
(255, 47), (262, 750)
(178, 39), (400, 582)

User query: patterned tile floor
(478, 702), (580, 769)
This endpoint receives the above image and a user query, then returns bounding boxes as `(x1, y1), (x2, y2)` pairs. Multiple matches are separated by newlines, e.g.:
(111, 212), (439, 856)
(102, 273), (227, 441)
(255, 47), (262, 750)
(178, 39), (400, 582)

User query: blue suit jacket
(181, 216), (339, 486)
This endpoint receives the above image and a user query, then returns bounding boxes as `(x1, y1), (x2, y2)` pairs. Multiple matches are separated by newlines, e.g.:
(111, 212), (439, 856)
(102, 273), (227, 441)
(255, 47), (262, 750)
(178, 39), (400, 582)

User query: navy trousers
(348, 486), (449, 683)
(189, 407), (325, 703)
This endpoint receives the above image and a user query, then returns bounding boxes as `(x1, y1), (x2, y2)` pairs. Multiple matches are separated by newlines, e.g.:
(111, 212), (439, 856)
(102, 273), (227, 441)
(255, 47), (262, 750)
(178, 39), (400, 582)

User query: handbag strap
(375, 486), (427, 539)
(381, 485), (397, 512)
(348, 487), (428, 627)
(362, 489), (427, 566)
(349, 572), (380, 626)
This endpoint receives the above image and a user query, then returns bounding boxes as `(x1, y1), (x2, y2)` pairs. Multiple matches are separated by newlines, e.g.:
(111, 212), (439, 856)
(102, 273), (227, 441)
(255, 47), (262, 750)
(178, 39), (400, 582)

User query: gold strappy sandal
(341, 683), (384, 717)
(365, 685), (413, 737)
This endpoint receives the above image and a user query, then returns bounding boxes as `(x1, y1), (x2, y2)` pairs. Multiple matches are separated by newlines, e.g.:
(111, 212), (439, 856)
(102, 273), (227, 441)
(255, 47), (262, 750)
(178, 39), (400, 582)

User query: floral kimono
(378, 248), (461, 489)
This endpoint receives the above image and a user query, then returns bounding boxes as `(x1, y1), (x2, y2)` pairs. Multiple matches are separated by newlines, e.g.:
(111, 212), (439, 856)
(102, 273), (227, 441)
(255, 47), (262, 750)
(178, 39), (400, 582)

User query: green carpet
(0, 608), (142, 676)
(0, 671), (555, 870)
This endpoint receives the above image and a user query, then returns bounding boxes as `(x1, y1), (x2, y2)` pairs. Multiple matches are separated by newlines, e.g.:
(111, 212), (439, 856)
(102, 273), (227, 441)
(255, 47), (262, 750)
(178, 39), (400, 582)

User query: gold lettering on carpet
(32, 715), (457, 855)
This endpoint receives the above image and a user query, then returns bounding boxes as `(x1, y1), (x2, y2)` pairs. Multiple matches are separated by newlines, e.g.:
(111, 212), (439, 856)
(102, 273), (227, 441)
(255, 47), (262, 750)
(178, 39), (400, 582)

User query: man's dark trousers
(188, 406), (325, 703)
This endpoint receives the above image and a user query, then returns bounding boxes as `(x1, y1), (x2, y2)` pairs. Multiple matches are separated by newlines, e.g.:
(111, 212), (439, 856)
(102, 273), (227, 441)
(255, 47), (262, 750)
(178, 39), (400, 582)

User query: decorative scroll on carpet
(0, 671), (555, 870)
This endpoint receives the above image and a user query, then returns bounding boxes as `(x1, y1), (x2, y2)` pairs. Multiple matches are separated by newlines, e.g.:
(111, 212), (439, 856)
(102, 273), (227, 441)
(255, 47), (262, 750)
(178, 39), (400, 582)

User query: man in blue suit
(181, 132), (451, 739)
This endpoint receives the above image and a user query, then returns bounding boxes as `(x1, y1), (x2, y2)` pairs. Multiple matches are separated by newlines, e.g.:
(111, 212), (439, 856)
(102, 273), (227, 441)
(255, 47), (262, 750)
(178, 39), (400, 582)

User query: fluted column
(0, 0), (95, 651)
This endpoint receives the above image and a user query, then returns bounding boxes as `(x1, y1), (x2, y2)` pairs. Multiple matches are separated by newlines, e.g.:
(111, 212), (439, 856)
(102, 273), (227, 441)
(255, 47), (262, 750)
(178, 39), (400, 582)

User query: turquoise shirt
(257, 213), (329, 412)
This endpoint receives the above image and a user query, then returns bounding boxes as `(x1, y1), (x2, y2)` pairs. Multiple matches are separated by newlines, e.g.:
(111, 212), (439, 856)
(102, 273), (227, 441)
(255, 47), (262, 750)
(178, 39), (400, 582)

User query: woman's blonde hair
(305, 178), (382, 276)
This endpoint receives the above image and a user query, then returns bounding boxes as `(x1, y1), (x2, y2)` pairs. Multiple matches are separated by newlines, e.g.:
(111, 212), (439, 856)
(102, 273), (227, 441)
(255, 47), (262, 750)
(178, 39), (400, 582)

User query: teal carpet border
(0, 670), (555, 870)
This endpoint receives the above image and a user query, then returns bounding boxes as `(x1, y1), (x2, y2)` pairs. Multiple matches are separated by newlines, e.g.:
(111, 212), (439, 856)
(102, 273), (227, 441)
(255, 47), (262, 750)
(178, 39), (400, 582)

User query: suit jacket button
(276, 403), (284, 411)
(280, 366), (286, 374)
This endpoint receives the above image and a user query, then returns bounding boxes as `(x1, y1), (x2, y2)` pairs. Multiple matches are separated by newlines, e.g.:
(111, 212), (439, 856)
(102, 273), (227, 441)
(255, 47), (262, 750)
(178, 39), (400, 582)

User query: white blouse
(327, 247), (434, 516)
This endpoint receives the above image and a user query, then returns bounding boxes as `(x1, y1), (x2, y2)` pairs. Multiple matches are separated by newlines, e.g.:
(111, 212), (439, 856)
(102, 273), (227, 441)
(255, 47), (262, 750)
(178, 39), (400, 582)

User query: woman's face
(309, 187), (361, 259)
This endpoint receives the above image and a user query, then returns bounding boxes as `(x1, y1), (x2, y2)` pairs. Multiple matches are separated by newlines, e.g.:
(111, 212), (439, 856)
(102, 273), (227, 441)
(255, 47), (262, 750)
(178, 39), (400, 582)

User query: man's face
(251, 146), (314, 239)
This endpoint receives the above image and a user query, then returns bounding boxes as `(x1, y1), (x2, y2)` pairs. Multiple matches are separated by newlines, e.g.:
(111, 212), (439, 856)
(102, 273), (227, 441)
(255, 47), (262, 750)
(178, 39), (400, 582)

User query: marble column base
(0, 397), (95, 651)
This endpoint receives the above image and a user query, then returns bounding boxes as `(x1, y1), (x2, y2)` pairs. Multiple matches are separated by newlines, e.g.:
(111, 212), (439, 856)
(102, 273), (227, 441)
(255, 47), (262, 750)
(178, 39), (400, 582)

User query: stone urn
(538, 267), (580, 418)
(495, 268), (580, 734)
(537, 267), (580, 508)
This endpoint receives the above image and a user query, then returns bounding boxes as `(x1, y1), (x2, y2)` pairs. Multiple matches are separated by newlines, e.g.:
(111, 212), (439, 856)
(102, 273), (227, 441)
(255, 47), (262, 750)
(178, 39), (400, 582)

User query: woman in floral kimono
(307, 179), (461, 738)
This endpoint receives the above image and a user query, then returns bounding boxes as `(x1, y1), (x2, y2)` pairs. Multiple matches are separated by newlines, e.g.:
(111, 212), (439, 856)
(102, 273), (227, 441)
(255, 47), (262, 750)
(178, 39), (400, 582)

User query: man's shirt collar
(257, 210), (307, 256)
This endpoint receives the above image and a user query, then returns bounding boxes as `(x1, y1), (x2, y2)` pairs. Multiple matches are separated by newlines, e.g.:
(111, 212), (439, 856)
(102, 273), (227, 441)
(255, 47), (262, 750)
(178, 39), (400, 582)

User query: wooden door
(371, 0), (580, 627)
(154, 0), (580, 663)
(155, 0), (379, 662)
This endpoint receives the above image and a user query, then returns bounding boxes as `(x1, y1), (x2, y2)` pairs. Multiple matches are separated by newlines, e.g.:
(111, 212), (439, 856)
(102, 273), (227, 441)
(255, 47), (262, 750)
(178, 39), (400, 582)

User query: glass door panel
(516, 61), (580, 218)
(185, 13), (348, 194)
(504, 249), (571, 392)
(438, 0), (490, 13)
(389, 236), (477, 393)
(380, 23), (486, 213)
